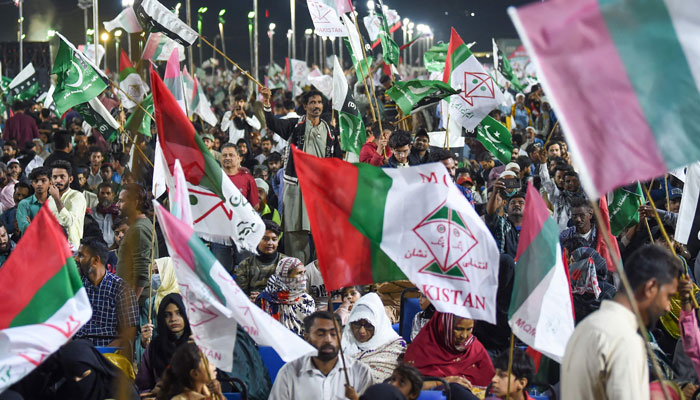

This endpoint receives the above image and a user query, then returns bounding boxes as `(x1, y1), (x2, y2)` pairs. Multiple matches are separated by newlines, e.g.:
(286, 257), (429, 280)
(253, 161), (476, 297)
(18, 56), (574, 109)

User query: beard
(316, 345), (338, 361)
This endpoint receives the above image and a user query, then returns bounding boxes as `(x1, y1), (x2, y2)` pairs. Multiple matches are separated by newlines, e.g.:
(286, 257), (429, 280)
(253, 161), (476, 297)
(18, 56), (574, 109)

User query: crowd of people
(0, 39), (696, 400)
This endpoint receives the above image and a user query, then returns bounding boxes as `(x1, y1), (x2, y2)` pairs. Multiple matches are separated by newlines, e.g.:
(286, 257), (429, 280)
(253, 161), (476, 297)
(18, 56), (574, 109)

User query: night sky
(0, 0), (533, 70)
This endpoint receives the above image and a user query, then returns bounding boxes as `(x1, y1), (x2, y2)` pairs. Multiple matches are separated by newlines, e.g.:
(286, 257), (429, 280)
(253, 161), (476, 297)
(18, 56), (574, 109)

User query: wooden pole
(443, 113), (451, 150)
(351, 12), (383, 134)
(328, 297), (351, 386)
(200, 36), (263, 88)
(146, 214), (157, 329)
(590, 200), (672, 400)
(505, 332), (515, 400)
(543, 120), (559, 147)
(664, 174), (671, 212)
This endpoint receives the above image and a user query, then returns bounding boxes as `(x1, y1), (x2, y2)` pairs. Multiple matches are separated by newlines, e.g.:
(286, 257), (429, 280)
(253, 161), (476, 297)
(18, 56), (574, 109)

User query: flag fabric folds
(342, 14), (373, 81)
(508, 0), (700, 197)
(0, 205), (92, 392)
(508, 182), (575, 362)
(118, 50), (149, 110)
(424, 43), (448, 73)
(133, 0), (198, 46)
(125, 94), (154, 137)
(73, 98), (121, 142)
(142, 32), (186, 62)
(676, 162), (700, 256)
(332, 56), (366, 156)
(443, 28), (504, 131)
(150, 67), (264, 251)
(294, 147), (501, 323)
(306, 0), (348, 37)
(475, 116), (513, 165)
(164, 48), (186, 114)
(608, 183), (644, 236)
(373, 0), (400, 65)
(493, 39), (525, 91)
(8, 63), (40, 103)
(103, 6), (143, 33)
(386, 80), (459, 115)
(52, 33), (109, 115)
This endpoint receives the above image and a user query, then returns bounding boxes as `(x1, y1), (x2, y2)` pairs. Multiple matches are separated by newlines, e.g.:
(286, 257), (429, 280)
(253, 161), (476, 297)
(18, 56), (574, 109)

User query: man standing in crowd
(48, 160), (87, 250)
(17, 167), (50, 234)
(385, 130), (415, 169)
(270, 311), (373, 399)
(0, 159), (22, 212)
(86, 147), (104, 191)
(562, 245), (681, 399)
(222, 93), (261, 144)
(92, 182), (118, 247)
(4, 101), (39, 148)
(485, 180), (525, 258)
(261, 87), (341, 264)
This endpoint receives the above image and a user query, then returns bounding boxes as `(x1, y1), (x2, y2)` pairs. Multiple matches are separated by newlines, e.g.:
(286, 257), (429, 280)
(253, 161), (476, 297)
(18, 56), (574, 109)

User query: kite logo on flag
(460, 72), (497, 106)
(413, 201), (480, 282)
(309, 2), (333, 24)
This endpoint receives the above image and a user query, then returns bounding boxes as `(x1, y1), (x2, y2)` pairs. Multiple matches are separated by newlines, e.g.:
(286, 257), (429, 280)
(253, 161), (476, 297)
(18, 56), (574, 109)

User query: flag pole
(664, 174), (671, 213)
(590, 201), (673, 400)
(543, 120), (559, 147)
(146, 213), (157, 333)
(505, 332), (515, 400)
(199, 35), (263, 88)
(638, 192), (654, 243)
(328, 297), (351, 387)
(443, 113), (451, 150)
(350, 12), (382, 132)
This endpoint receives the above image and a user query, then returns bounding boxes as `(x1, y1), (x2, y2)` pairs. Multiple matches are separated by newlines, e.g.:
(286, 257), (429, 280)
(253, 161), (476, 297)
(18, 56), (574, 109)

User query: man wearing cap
(485, 177), (525, 258)
(639, 187), (682, 229)
(0, 159), (22, 213)
(255, 177), (281, 226)
(202, 133), (222, 164)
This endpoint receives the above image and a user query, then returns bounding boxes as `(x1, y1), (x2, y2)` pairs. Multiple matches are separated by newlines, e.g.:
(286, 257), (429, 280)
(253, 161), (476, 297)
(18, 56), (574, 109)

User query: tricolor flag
(508, 182), (575, 362)
(183, 67), (218, 127)
(508, 0), (700, 198)
(676, 162), (700, 256)
(142, 32), (186, 62)
(52, 33), (109, 115)
(103, 6), (143, 33)
(150, 67), (264, 251)
(294, 147), (501, 323)
(341, 14), (373, 81)
(492, 39), (525, 92)
(164, 48), (186, 114)
(286, 58), (310, 96)
(118, 50), (149, 110)
(443, 28), (504, 131)
(372, 0), (400, 66)
(386, 79), (459, 115)
(476, 116), (513, 165)
(8, 63), (40, 103)
(332, 56), (366, 156)
(134, 0), (198, 46)
(594, 195), (621, 273)
(0, 205), (92, 392)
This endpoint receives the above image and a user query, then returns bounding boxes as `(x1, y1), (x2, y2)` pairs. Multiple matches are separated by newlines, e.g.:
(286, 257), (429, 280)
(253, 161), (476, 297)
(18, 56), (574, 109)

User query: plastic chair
(220, 375), (248, 400)
(392, 323), (400, 334)
(529, 382), (557, 400)
(398, 288), (421, 343)
(257, 346), (286, 383)
(95, 346), (120, 354)
(418, 377), (451, 400)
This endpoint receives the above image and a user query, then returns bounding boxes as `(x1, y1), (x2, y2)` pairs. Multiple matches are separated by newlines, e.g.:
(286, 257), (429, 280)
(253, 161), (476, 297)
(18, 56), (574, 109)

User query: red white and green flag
(155, 187), (316, 370)
(508, 182), (575, 362)
(294, 147), (500, 323)
(182, 67), (218, 127)
(443, 28), (505, 131)
(164, 48), (186, 114)
(142, 32), (186, 62)
(508, 0), (700, 197)
(103, 6), (142, 33)
(150, 67), (264, 251)
(0, 205), (91, 392)
(118, 50), (148, 110)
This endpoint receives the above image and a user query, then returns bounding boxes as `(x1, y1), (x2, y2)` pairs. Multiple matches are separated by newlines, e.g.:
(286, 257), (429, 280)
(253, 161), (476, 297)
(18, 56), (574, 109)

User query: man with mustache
(269, 311), (373, 399)
(261, 87), (341, 264)
(485, 179), (525, 258)
(48, 160), (87, 250)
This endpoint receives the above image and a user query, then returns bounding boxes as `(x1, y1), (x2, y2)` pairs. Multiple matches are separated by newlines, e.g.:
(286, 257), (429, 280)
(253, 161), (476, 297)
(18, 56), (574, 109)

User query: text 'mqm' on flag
(293, 147), (500, 323)
(508, 0), (700, 197)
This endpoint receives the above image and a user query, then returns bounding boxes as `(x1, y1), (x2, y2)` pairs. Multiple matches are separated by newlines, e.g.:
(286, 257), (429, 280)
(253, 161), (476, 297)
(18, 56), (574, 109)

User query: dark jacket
(264, 110), (341, 184)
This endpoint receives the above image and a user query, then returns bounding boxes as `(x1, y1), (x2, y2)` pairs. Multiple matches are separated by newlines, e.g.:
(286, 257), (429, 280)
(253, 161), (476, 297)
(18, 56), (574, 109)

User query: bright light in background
(122, 0), (134, 7)
(367, 1), (374, 10)
(219, 9), (226, 16)
(174, 3), (181, 15)
(408, 22), (414, 29)
(269, 23), (276, 31)
(114, 30), (122, 37)
(86, 28), (95, 35)
(100, 32), (109, 41)
(247, 11), (255, 19)
(287, 29), (293, 39)
(471, 12), (475, 17)
(403, 18), (409, 26)
(198, 7), (208, 14)
(305, 28), (313, 35)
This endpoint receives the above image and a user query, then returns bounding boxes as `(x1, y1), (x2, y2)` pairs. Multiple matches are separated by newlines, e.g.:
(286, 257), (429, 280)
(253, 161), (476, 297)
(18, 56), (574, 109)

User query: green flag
(73, 98), (121, 142)
(424, 43), (448, 73)
(386, 80), (459, 115)
(341, 14), (373, 82)
(52, 33), (109, 115)
(332, 57), (366, 156)
(609, 183), (644, 236)
(492, 39), (525, 91)
(125, 94), (154, 137)
(476, 116), (513, 165)
(374, 0), (400, 66)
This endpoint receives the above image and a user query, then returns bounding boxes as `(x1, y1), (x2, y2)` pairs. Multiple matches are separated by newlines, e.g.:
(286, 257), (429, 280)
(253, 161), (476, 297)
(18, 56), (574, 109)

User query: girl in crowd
(388, 363), (424, 400)
(136, 293), (192, 392)
(410, 292), (436, 340)
(404, 312), (495, 400)
(156, 342), (223, 400)
(341, 292), (407, 382)
(336, 285), (363, 324)
(256, 257), (315, 336)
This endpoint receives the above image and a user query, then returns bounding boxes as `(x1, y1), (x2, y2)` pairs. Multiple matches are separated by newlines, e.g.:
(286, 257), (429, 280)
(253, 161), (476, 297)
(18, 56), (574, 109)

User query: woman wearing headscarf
(341, 292), (407, 382)
(237, 138), (259, 171)
(568, 247), (616, 323)
(256, 257), (315, 336)
(135, 293), (192, 392)
(404, 312), (494, 400)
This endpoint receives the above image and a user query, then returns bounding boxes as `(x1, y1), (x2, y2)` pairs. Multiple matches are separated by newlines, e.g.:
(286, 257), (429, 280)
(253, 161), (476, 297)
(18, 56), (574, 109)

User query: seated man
(74, 238), (139, 354)
(236, 220), (286, 300)
(559, 198), (598, 249)
(269, 311), (374, 400)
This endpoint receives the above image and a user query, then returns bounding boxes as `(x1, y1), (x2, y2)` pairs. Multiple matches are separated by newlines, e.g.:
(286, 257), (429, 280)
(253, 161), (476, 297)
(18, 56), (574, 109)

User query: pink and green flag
(0, 205), (91, 392)
(508, 182), (575, 362)
(509, 0), (700, 197)
(118, 50), (148, 110)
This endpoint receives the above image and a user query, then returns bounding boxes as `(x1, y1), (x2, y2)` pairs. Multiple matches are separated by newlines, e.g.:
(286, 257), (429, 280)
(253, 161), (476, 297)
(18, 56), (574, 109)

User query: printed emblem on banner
(309, 1), (333, 24)
(413, 201), (479, 281)
(460, 72), (496, 106)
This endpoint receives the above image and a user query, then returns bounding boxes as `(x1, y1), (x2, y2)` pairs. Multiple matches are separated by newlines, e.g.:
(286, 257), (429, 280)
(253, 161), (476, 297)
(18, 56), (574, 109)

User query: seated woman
(341, 292), (407, 382)
(135, 293), (192, 393)
(256, 257), (316, 336)
(156, 342), (224, 400)
(410, 292), (436, 341)
(404, 312), (495, 400)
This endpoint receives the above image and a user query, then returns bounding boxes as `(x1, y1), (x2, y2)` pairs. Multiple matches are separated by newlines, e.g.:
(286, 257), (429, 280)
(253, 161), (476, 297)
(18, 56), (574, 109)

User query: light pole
(321, 36), (328, 70)
(402, 18), (409, 66)
(366, 1), (374, 15)
(304, 29), (312, 65)
(248, 11), (255, 72)
(218, 9), (227, 62)
(253, 0), (259, 83)
(268, 23), (276, 67)
(287, 30), (293, 62)
(408, 22), (414, 66)
(47, 29), (56, 65)
(92, 0), (99, 65)
(114, 30), (122, 73)
(122, 0), (134, 59)
(101, 32), (109, 72)
(313, 33), (318, 66)
(16, 0), (23, 69)
(197, 7), (207, 65)
(290, 0), (296, 60)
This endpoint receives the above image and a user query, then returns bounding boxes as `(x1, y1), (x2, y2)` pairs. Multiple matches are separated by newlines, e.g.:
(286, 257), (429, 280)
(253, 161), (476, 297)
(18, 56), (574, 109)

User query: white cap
(505, 162), (520, 172)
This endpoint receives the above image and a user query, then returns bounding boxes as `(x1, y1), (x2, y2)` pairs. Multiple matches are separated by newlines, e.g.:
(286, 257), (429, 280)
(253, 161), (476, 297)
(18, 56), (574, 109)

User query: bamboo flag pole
(350, 12), (383, 134)
(328, 298), (351, 386)
(443, 113), (451, 150)
(590, 201), (672, 400)
(543, 120), (559, 147)
(145, 213), (158, 331)
(505, 333), (515, 400)
(200, 36), (263, 88)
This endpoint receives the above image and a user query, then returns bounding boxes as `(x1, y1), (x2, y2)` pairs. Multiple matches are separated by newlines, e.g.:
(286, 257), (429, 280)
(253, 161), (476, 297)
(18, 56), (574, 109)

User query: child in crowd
(388, 363), (423, 400)
(335, 286), (363, 324)
(489, 349), (535, 400)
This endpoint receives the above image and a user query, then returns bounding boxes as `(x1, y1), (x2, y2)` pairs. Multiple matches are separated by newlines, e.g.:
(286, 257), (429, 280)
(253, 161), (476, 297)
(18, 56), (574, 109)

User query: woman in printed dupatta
(256, 256), (315, 336)
(341, 292), (407, 382)
(404, 312), (495, 400)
